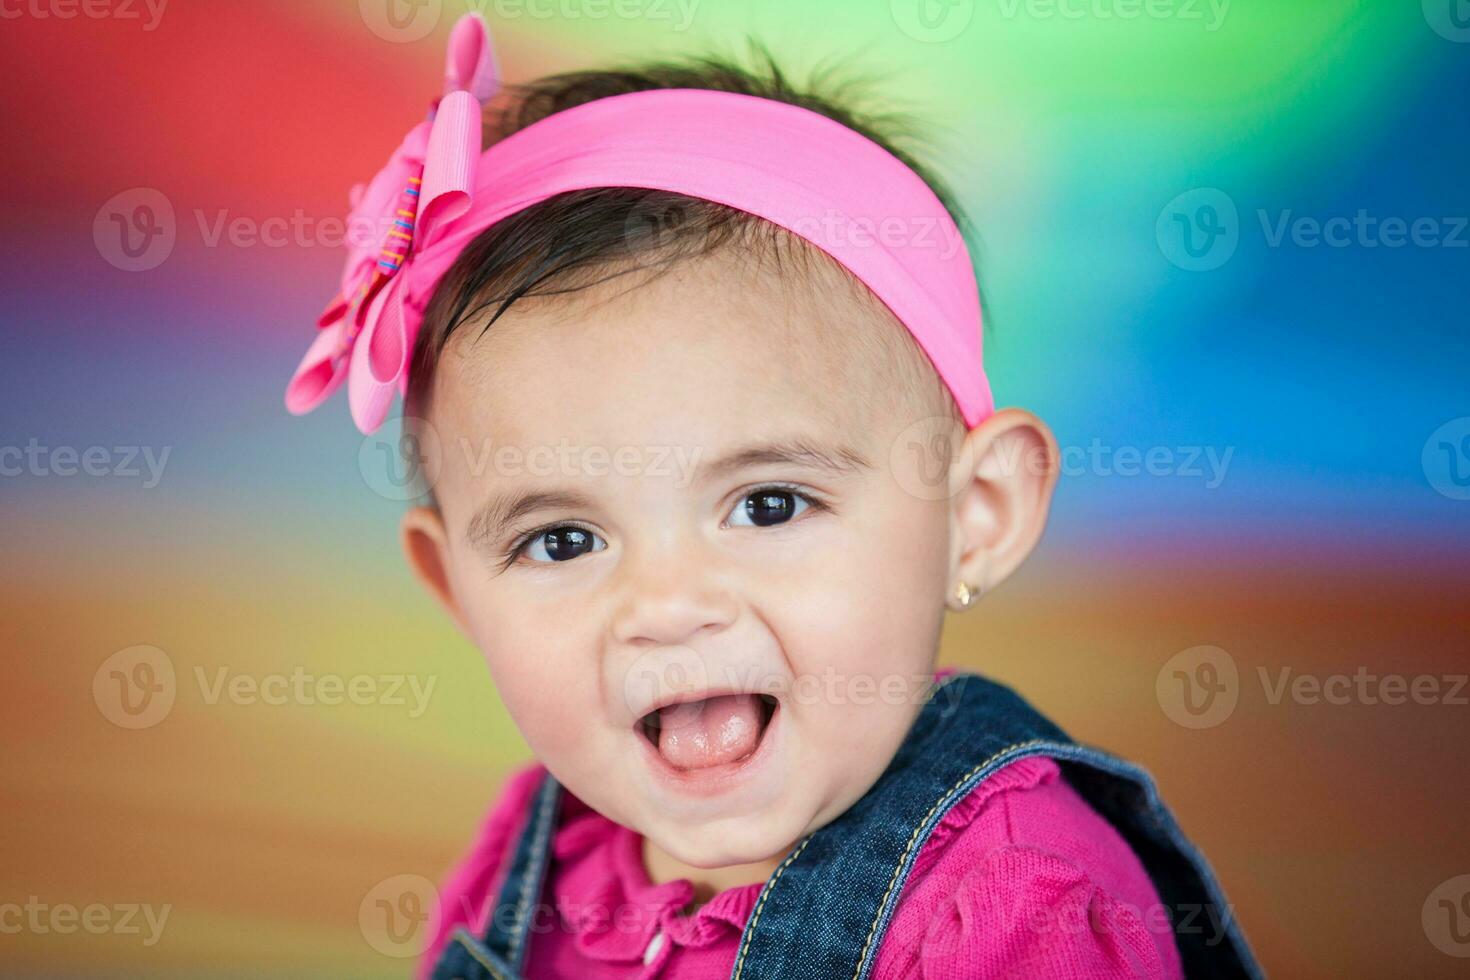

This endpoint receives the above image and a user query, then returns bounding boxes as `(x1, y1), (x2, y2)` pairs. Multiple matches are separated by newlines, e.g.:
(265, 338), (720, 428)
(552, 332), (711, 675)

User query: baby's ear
(401, 505), (472, 638)
(948, 409), (1060, 598)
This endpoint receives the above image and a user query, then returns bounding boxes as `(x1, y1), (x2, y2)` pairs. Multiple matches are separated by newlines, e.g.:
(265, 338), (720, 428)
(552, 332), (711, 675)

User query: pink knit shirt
(421, 757), (1182, 979)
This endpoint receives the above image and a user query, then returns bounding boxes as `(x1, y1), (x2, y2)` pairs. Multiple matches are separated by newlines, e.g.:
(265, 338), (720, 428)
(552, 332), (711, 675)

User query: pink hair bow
(284, 14), (498, 432)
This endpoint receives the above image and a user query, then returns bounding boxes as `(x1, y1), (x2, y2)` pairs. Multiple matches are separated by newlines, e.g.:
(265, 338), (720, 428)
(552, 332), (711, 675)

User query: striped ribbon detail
(379, 175), (423, 274)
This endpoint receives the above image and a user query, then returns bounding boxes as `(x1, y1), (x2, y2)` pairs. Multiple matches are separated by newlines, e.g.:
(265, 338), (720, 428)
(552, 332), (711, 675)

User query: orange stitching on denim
(850, 736), (1053, 979)
(730, 837), (812, 979)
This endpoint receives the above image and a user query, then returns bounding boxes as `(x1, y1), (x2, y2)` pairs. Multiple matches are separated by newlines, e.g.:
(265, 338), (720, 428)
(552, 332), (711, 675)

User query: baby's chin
(629, 767), (882, 875)
(635, 802), (817, 872)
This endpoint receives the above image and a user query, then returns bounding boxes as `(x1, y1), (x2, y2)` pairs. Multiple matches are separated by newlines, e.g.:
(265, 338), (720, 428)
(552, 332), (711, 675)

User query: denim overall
(431, 672), (1263, 979)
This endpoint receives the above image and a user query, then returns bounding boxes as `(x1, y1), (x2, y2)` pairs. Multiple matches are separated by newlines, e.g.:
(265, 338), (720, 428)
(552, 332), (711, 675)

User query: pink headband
(285, 13), (992, 434)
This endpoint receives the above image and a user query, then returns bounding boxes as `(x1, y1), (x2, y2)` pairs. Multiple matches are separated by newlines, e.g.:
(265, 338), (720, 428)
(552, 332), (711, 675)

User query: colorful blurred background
(3, 1), (1467, 977)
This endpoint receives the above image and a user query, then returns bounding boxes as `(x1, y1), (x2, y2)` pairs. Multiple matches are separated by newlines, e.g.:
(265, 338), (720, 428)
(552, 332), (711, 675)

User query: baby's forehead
(432, 247), (942, 449)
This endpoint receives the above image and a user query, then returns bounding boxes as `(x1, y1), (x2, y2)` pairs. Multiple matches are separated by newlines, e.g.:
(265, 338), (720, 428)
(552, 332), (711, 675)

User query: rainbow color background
(3, 1), (1468, 977)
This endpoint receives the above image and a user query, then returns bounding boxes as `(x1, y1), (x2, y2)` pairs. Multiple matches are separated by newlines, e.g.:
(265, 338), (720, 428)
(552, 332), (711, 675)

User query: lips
(638, 692), (778, 771)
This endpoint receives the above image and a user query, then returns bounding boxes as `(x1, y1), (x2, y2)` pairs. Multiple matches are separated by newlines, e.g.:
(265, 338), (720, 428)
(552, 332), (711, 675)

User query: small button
(643, 929), (666, 966)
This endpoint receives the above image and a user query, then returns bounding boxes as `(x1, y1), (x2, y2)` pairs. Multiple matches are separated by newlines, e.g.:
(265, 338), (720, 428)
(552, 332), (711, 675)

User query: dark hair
(405, 44), (973, 421)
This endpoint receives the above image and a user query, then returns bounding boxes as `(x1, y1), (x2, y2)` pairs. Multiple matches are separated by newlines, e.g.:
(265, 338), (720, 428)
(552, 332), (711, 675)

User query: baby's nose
(609, 561), (738, 648)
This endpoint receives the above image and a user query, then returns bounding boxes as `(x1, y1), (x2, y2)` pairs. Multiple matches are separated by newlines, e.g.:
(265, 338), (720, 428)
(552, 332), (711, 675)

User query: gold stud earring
(953, 581), (977, 608)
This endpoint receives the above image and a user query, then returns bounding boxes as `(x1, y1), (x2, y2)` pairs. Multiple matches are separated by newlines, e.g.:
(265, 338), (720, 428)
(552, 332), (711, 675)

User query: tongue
(657, 694), (763, 770)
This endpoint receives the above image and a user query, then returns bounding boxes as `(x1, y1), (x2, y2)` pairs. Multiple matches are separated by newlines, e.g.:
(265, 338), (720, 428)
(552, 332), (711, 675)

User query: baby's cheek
(472, 617), (599, 755)
(775, 507), (946, 776)
(778, 588), (936, 735)
(785, 517), (946, 681)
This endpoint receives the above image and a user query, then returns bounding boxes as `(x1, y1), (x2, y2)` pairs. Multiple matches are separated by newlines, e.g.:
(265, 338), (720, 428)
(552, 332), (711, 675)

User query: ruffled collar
(549, 798), (763, 965)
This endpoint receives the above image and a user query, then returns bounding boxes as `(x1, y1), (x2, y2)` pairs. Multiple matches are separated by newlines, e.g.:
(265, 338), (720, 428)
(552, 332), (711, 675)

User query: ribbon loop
(417, 89), (481, 247)
(446, 12), (500, 101)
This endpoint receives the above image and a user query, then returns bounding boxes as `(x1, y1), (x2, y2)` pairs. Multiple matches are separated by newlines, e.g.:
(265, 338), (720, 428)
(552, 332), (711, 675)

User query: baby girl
(285, 14), (1259, 980)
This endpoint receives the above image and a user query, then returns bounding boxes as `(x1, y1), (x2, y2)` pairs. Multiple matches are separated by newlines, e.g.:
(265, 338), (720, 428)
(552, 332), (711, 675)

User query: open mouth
(637, 692), (779, 772)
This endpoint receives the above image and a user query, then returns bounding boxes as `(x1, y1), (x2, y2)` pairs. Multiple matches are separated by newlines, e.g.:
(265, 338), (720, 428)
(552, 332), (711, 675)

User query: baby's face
(419, 249), (958, 869)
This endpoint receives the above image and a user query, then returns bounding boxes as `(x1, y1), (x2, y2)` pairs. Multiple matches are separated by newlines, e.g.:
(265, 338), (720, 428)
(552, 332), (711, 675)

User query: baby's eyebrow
(466, 489), (595, 549)
(696, 439), (873, 485)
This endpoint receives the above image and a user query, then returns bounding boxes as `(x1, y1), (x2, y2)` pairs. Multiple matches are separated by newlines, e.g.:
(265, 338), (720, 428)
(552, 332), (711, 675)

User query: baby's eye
(518, 526), (606, 563)
(727, 488), (813, 528)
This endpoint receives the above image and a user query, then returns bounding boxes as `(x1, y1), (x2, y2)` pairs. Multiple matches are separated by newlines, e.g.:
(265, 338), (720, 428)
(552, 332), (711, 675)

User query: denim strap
(729, 673), (1263, 980)
(479, 771), (562, 972)
(428, 772), (561, 980)
(435, 927), (522, 980)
